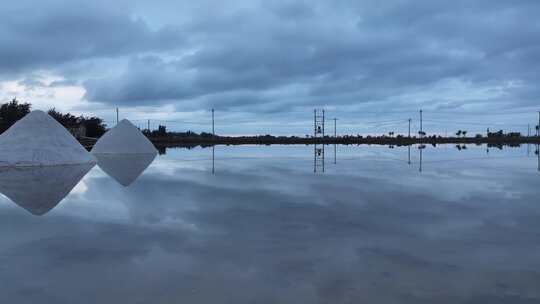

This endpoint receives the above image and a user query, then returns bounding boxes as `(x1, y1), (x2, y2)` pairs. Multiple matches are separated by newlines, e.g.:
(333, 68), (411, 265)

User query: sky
(1, 0), (539, 136)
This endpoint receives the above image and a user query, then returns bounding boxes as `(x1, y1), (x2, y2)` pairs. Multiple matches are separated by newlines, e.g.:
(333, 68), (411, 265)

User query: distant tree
(462, 131), (467, 137)
(456, 130), (462, 137)
(200, 132), (214, 138)
(0, 98), (31, 133)
(84, 117), (107, 137)
(48, 108), (79, 127)
(48, 108), (107, 138)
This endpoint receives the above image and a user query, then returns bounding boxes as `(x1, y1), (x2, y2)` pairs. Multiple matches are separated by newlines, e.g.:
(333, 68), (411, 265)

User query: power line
(423, 119), (529, 128)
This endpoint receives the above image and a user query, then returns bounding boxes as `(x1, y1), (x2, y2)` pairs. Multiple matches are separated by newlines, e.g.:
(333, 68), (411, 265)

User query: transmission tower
(313, 109), (325, 173)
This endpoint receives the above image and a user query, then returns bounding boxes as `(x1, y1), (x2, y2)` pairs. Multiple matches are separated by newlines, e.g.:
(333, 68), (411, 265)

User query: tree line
(0, 98), (107, 137)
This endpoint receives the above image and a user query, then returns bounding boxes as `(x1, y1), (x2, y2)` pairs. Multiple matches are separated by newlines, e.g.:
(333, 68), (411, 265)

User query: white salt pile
(92, 119), (158, 154)
(0, 110), (96, 167)
(0, 163), (95, 215)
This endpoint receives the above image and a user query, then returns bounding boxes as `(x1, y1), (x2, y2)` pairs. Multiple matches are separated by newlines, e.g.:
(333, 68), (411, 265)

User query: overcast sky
(1, 0), (539, 135)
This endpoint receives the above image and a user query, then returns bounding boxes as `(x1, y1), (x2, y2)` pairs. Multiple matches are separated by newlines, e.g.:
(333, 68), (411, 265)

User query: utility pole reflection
(418, 144), (425, 172)
(333, 144), (337, 165)
(536, 145), (540, 171)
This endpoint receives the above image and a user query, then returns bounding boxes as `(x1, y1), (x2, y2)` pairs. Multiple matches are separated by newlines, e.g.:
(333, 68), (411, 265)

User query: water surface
(1, 144), (539, 303)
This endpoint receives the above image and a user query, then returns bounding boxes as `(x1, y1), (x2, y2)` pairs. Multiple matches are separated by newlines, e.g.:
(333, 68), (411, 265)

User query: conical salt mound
(0, 110), (96, 167)
(92, 119), (157, 154)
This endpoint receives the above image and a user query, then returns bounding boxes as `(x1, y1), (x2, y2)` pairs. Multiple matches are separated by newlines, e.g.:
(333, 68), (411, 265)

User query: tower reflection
(314, 144), (325, 173)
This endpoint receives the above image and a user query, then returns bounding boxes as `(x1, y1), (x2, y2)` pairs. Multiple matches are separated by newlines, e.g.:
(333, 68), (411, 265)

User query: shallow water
(1, 144), (539, 303)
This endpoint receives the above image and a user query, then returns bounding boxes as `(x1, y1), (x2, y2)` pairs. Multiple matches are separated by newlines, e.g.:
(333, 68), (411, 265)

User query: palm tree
(456, 130), (462, 137)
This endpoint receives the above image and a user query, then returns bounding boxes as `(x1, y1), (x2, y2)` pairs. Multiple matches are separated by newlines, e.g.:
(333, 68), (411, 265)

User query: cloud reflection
(0, 146), (539, 303)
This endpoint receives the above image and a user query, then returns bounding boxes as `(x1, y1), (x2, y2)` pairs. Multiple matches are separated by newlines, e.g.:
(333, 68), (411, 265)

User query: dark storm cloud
(2, 0), (540, 112)
(0, 0), (184, 76)
(80, 0), (540, 110)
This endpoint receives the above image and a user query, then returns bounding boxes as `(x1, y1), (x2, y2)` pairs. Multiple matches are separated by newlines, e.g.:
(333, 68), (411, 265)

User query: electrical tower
(313, 109), (325, 173)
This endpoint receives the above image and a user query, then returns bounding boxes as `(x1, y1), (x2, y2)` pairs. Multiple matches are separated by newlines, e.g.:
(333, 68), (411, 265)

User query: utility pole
(419, 109), (423, 139)
(528, 124), (531, 137)
(313, 109), (316, 139)
(408, 118), (411, 138)
(333, 118), (337, 165)
(116, 107), (119, 124)
(323, 110), (326, 140)
(147, 119), (150, 131)
(212, 108), (215, 136)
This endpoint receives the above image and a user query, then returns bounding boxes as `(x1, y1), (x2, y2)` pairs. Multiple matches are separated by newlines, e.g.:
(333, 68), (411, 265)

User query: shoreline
(79, 136), (540, 150)
(149, 136), (540, 146)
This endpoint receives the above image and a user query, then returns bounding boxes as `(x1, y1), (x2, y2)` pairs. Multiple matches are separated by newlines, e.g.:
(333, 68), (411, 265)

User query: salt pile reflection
(0, 151), (157, 215)
(0, 163), (95, 215)
(94, 153), (156, 187)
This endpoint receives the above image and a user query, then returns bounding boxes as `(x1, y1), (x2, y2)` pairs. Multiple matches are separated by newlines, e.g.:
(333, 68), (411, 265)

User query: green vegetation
(0, 98), (31, 133)
(0, 99), (107, 137)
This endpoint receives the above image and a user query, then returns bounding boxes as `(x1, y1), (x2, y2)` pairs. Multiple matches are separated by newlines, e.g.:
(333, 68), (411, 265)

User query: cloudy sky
(1, 0), (539, 135)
